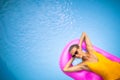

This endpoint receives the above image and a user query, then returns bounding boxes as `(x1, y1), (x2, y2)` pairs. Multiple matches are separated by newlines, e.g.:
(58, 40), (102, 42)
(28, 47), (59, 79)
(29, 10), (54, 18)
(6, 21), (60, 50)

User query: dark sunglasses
(72, 51), (78, 57)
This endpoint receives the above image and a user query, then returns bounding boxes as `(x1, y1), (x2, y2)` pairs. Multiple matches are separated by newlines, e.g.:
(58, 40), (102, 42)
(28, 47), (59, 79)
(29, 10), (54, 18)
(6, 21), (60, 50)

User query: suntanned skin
(63, 32), (98, 72)
(63, 32), (120, 80)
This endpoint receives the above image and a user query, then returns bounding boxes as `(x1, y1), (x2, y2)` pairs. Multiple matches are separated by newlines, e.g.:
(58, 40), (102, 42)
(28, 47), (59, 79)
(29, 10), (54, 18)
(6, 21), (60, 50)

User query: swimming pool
(0, 0), (120, 80)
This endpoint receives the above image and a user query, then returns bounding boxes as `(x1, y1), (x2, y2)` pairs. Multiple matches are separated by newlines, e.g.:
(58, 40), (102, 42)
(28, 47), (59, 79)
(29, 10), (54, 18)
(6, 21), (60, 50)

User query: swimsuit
(86, 51), (120, 80)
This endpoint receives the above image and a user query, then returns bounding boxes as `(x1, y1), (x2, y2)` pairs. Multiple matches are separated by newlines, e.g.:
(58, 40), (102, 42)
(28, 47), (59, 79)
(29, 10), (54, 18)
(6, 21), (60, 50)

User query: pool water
(0, 0), (120, 80)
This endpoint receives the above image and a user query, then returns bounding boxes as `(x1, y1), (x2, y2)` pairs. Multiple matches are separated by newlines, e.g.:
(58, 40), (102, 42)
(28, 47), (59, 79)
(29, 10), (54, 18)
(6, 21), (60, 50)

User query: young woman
(63, 32), (120, 80)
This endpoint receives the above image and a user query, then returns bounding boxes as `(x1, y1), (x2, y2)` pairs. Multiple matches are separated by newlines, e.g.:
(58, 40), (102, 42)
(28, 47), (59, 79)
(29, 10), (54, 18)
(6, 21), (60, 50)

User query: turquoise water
(0, 0), (120, 80)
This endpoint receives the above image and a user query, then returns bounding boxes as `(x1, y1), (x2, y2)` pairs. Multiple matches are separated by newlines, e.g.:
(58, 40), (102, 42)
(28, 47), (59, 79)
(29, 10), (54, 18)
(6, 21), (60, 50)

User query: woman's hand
(82, 32), (86, 35)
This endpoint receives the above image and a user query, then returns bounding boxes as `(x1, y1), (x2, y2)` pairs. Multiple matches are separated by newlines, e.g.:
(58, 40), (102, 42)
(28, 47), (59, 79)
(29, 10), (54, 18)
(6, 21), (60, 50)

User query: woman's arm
(84, 32), (94, 54)
(79, 32), (86, 51)
(63, 58), (86, 72)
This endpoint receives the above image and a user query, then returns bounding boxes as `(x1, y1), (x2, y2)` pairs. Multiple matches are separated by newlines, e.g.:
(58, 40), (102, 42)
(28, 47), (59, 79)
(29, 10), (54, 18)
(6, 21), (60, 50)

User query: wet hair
(69, 44), (79, 53)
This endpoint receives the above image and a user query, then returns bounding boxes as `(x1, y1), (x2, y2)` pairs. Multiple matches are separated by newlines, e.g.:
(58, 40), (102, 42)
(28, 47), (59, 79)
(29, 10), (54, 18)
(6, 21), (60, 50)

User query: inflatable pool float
(59, 39), (120, 80)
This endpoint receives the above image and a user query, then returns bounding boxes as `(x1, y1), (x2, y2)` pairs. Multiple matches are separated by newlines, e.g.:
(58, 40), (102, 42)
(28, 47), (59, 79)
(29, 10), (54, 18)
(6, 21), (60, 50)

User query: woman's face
(70, 47), (83, 58)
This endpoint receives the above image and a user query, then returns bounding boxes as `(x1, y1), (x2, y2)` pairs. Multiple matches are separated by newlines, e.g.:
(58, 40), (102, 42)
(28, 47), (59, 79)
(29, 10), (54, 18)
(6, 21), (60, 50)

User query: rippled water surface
(0, 0), (120, 80)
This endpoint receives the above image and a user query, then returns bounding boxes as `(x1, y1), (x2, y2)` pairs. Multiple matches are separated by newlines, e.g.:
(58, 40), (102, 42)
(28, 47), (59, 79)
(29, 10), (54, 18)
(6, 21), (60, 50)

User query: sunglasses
(72, 51), (78, 57)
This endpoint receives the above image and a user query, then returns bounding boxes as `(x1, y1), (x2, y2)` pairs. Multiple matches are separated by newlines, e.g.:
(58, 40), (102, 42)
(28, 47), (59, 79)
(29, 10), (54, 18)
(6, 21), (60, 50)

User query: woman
(63, 32), (120, 80)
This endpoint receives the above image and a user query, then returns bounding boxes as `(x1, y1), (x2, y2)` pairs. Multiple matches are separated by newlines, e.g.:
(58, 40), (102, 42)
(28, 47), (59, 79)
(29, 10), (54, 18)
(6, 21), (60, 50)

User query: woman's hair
(69, 44), (79, 53)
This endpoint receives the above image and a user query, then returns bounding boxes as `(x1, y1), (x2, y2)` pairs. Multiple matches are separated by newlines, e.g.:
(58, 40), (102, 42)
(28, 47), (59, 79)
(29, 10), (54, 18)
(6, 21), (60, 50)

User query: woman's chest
(86, 54), (98, 63)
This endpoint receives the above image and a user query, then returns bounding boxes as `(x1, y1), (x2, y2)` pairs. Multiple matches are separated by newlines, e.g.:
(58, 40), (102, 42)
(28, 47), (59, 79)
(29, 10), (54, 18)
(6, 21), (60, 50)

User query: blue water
(0, 0), (120, 80)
